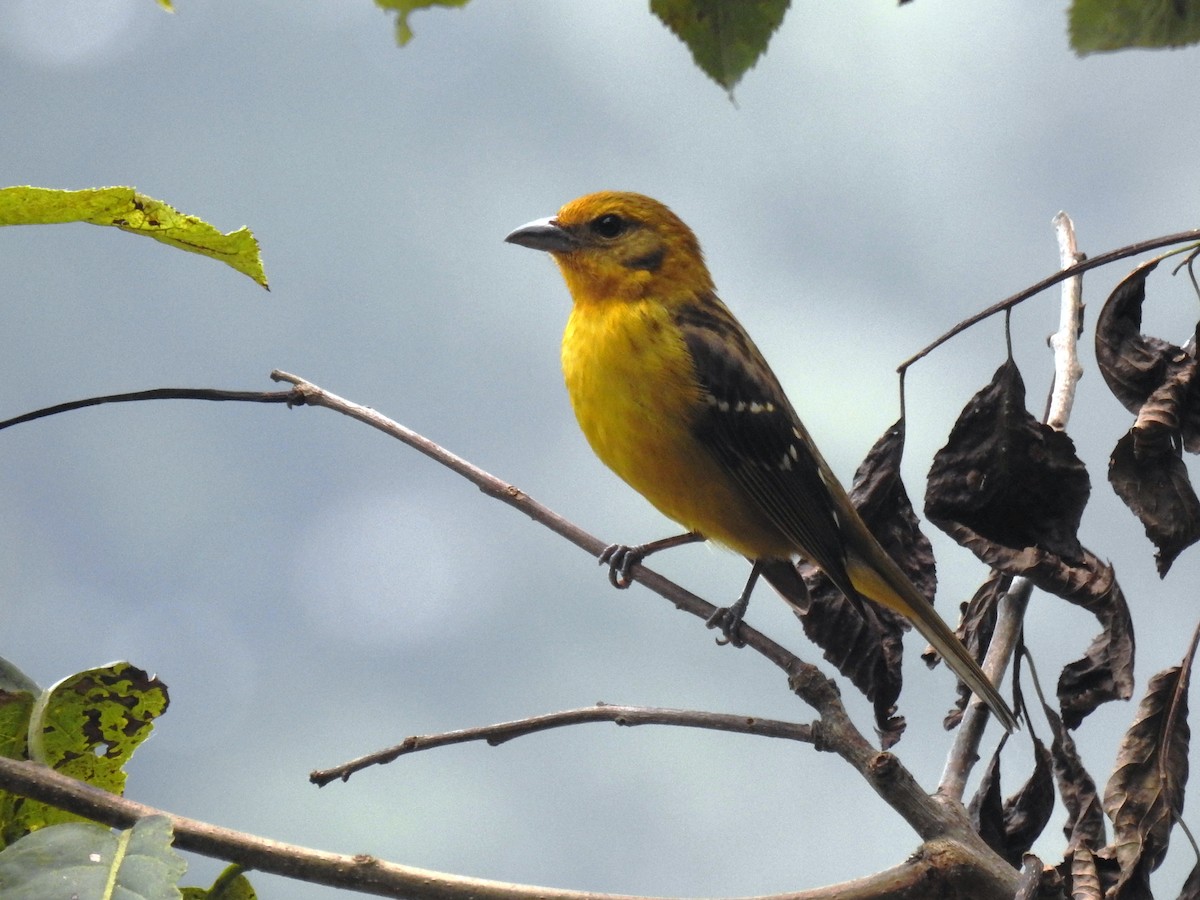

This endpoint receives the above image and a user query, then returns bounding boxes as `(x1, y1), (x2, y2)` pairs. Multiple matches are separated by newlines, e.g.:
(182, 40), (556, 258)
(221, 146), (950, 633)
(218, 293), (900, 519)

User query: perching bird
(506, 191), (1016, 732)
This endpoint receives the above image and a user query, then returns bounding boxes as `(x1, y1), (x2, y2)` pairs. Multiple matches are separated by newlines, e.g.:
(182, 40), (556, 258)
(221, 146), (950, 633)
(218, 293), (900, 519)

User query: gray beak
(505, 216), (579, 253)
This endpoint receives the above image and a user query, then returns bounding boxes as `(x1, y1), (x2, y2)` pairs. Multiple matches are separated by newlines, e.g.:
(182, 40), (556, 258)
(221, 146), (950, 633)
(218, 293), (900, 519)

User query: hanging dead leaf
(1096, 258), (1175, 413)
(969, 734), (1055, 865)
(794, 422), (920, 745)
(1042, 698), (1106, 850)
(926, 358), (1090, 562)
(1002, 737), (1056, 864)
(1097, 260), (1200, 572)
(1109, 372), (1200, 576)
(940, 571), (1010, 728)
(1102, 640), (1194, 898)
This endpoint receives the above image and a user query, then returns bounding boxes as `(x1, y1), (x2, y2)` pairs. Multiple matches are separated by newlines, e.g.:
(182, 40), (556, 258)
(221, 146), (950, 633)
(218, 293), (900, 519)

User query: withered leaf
(1109, 389), (1200, 577)
(1096, 258), (1174, 414)
(1096, 258), (1200, 450)
(793, 421), (928, 745)
(941, 571), (1010, 729)
(968, 736), (1008, 854)
(1042, 699), (1106, 850)
(926, 358), (1090, 562)
(1180, 861), (1200, 900)
(970, 734), (1055, 865)
(1056, 559), (1136, 728)
(1060, 844), (1116, 900)
(1097, 260), (1200, 573)
(926, 516), (1134, 726)
(1002, 736), (1056, 864)
(1102, 649), (1193, 897)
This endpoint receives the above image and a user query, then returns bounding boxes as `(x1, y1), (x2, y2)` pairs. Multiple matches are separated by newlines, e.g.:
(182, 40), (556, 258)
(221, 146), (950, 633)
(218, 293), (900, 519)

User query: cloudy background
(2, 1), (1199, 896)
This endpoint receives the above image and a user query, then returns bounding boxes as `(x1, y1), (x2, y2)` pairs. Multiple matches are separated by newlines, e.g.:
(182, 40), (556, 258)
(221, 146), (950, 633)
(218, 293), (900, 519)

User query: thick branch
(0, 758), (1016, 900)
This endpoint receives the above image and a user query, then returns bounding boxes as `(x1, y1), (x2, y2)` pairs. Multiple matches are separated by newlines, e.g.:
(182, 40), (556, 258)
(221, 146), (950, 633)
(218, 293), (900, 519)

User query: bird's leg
(599, 531), (705, 588)
(705, 559), (766, 648)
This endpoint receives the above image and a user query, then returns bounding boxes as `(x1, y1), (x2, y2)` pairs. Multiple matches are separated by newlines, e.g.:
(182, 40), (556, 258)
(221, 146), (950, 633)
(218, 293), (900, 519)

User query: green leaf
(1, 664), (169, 842)
(0, 660), (39, 696)
(182, 864), (258, 899)
(0, 817), (186, 900)
(0, 186), (268, 288)
(375, 0), (472, 46)
(1070, 0), (1200, 54)
(651, 0), (790, 92)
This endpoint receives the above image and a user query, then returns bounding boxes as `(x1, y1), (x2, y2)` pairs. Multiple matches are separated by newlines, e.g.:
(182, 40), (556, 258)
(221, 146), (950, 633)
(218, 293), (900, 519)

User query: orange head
(505, 192), (715, 305)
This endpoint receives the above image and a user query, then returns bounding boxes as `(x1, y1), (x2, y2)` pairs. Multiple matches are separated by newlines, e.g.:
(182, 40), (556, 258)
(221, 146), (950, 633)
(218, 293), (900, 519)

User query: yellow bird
(506, 191), (1016, 732)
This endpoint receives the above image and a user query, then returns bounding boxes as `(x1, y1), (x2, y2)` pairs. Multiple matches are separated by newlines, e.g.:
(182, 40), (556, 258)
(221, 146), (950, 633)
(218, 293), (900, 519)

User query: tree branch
(268, 369), (1017, 889)
(311, 703), (816, 786)
(898, 225), (1199, 372)
(0, 757), (1016, 900)
(938, 212), (1086, 800)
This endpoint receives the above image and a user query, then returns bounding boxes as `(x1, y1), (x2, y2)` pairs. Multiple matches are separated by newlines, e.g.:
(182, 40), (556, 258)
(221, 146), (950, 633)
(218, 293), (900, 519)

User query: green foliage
(376, 0), (472, 45)
(0, 661), (169, 846)
(0, 817), (186, 900)
(0, 186), (268, 288)
(1070, 0), (1200, 53)
(651, 0), (789, 92)
(182, 864), (257, 899)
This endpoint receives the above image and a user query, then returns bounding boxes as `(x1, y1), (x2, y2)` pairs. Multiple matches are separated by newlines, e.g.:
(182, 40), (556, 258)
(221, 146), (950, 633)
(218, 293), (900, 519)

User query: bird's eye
(591, 214), (626, 239)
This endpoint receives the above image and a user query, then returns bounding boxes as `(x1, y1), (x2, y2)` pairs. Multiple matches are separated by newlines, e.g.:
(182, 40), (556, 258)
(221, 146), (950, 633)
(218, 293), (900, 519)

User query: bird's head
(505, 192), (715, 305)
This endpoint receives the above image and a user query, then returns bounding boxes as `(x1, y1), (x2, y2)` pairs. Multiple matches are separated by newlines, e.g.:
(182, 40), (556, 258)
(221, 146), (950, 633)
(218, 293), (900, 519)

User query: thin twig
(938, 213), (1086, 800)
(0, 388), (292, 431)
(899, 226), (1200, 372)
(311, 704), (816, 786)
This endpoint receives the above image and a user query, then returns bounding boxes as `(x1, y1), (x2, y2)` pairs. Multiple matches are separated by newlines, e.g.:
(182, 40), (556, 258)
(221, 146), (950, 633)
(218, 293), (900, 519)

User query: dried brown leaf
(926, 358), (1090, 562)
(1097, 260), (1200, 573)
(793, 422), (928, 744)
(1179, 861), (1200, 900)
(1003, 737), (1057, 863)
(970, 734), (1056, 865)
(1042, 700), (1106, 850)
(940, 571), (1010, 728)
(1096, 258), (1175, 414)
(1109, 399), (1200, 577)
(1102, 649), (1193, 897)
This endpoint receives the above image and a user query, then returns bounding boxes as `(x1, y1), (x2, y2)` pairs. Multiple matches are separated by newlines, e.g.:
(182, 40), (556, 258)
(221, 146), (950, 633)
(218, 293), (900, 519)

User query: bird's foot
(706, 596), (749, 647)
(599, 543), (643, 589)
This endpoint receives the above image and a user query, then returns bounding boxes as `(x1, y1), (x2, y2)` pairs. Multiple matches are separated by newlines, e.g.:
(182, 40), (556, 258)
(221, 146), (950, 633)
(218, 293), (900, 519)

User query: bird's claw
(599, 543), (642, 589)
(705, 604), (747, 647)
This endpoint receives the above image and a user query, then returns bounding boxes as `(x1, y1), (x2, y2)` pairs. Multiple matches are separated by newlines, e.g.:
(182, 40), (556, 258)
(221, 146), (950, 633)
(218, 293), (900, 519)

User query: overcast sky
(3, 2), (1200, 897)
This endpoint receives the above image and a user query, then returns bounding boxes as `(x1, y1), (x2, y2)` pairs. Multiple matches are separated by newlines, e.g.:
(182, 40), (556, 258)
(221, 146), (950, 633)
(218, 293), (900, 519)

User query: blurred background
(2, 1), (1199, 896)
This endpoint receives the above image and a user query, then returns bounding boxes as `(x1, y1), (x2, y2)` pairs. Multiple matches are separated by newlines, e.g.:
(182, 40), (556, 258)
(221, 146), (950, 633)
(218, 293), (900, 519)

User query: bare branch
(0, 757), (1017, 900)
(0, 387), (292, 431)
(938, 213), (1087, 800)
(311, 703), (816, 786)
(899, 226), (1200, 372)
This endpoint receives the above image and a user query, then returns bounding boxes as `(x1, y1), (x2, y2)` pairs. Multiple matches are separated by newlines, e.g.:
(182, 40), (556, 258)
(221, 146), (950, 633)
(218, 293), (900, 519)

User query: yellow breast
(561, 298), (792, 559)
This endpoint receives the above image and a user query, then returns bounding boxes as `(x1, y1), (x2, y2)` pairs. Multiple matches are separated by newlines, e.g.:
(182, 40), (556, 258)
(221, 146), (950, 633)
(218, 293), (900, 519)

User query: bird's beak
(505, 216), (579, 253)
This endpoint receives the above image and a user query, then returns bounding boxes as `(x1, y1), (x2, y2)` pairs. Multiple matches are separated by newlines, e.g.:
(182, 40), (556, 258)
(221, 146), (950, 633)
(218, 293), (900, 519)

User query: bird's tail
(845, 550), (1018, 732)
(759, 558), (811, 614)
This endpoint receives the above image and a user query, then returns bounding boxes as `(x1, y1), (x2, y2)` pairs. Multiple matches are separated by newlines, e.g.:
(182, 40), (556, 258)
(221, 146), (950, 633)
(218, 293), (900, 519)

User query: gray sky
(3, 1), (1199, 897)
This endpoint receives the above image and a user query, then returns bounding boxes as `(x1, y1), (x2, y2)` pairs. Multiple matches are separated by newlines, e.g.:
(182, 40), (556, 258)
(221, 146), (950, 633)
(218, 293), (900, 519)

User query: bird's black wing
(673, 294), (857, 597)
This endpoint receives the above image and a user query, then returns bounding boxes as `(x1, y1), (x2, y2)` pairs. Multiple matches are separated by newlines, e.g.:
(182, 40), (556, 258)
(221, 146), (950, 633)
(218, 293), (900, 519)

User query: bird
(505, 191), (1017, 732)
